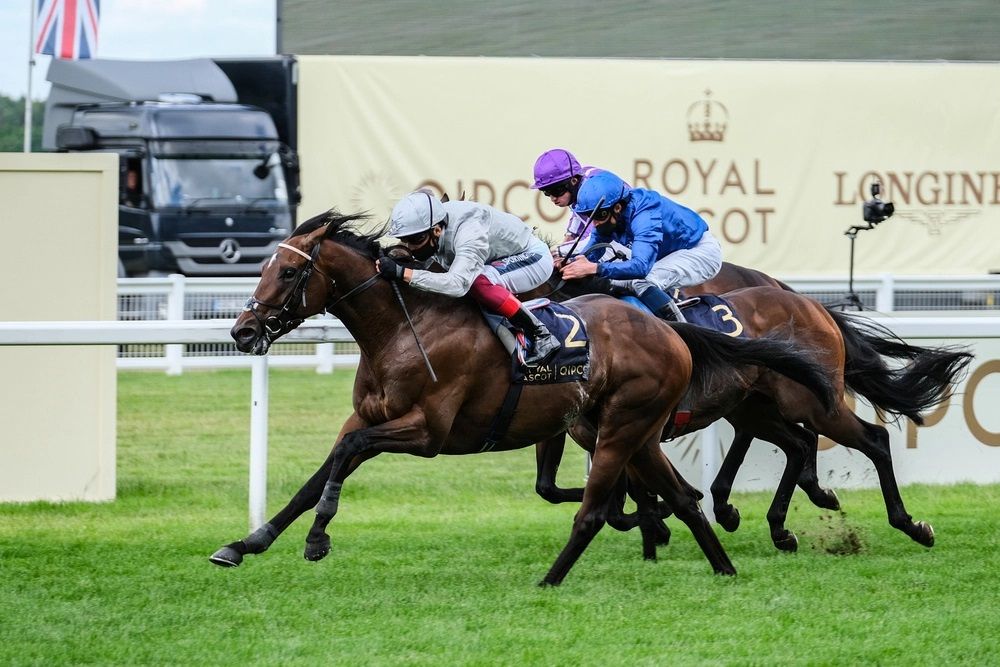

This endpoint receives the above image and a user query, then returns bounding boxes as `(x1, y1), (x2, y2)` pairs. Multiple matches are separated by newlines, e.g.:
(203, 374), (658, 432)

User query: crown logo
(687, 89), (729, 142)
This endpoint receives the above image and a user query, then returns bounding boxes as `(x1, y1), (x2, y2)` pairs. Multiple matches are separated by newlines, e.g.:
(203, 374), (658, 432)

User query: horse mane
(291, 209), (389, 258)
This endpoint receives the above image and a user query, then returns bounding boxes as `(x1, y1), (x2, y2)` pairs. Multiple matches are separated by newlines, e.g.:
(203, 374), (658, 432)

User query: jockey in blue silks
(557, 170), (722, 321)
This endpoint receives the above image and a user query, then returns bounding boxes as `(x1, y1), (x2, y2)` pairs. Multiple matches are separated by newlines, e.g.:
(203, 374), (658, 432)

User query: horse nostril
(232, 326), (258, 348)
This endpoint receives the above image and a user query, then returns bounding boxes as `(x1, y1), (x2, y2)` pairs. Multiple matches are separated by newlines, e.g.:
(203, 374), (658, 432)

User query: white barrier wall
(665, 330), (1000, 491)
(0, 153), (118, 502)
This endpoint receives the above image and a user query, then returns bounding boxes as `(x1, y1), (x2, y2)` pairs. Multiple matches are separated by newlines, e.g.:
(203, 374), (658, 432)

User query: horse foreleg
(792, 425), (841, 511)
(632, 481), (662, 560)
(534, 432), (585, 503)
(711, 425), (754, 533)
(304, 409), (441, 562)
(210, 412), (372, 567)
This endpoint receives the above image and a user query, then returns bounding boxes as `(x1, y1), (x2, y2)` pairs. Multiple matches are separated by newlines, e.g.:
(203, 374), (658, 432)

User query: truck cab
(44, 58), (300, 277)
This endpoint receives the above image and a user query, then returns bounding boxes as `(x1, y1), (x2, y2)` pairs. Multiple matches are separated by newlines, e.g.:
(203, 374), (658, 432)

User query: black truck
(44, 57), (300, 277)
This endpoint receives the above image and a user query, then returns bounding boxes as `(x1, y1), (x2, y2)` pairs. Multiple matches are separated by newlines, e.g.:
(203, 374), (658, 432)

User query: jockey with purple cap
(531, 148), (604, 249)
(559, 170), (722, 322)
(376, 189), (561, 365)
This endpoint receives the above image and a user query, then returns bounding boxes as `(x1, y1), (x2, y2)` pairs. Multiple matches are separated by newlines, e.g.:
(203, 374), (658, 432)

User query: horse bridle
(242, 241), (379, 340)
(244, 239), (438, 381)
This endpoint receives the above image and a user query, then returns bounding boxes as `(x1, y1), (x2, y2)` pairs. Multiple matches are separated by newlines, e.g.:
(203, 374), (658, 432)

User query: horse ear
(441, 192), (450, 203)
(459, 190), (466, 201)
(304, 225), (329, 245)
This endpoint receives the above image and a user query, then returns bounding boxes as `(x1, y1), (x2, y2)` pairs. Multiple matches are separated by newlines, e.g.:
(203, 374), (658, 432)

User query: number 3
(711, 304), (744, 337)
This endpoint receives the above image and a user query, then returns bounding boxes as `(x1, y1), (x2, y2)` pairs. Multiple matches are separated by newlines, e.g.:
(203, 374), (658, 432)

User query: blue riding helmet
(572, 170), (631, 215)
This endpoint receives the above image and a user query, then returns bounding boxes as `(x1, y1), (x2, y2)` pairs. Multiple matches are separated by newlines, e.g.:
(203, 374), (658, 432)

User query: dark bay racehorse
(526, 261), (790, 506)
(533, 271), (971, 551)
(209, 211), (838, 584)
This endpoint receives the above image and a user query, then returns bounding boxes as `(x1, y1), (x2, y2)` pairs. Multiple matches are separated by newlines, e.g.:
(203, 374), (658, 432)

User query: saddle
(480, 299), (590, 384)
(621, 293), (746, 338)
(476, 299), (591, 452)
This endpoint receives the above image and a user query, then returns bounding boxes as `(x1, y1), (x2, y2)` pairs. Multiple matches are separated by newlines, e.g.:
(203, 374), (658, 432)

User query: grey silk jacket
(408, 200), (534, 297)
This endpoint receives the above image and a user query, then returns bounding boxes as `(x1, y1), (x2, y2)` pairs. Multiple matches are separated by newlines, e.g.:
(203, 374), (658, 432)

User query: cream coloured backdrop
(298, 56), (1000, 276)
(0, 153), (118, 502)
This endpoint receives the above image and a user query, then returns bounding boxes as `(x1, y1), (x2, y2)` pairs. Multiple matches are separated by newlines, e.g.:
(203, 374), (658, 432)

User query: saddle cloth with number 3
(622, 294), (747, 338)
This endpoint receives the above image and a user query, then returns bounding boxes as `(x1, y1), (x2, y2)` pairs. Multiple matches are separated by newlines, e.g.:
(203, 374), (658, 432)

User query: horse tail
(825, 308), (973, 425)
(668, 323), (837, 413)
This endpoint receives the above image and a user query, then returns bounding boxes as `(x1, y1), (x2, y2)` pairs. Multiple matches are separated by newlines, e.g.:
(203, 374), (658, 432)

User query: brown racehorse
(208, 211), (838, 584)
(526, 261), (794, 506)
(535, 274), (971, 551)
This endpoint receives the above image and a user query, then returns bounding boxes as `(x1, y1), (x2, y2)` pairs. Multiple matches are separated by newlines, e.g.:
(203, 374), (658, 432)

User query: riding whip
(560, 195), (606, 260)
(389, 276), (438, 383)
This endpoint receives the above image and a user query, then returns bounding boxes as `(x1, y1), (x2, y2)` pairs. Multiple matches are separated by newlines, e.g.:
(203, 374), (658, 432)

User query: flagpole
(24, 0), (36, 153)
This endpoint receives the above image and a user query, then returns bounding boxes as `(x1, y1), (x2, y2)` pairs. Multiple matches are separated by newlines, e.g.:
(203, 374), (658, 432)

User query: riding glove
(378, 256), (406, 281)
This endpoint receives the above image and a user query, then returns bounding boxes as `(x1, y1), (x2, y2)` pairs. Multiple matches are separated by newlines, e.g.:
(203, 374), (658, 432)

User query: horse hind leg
(817, 412), (934, 547)
(857, 420), (935, 547)
(629, 442), (736, 576)
(540, 444), (629, 586)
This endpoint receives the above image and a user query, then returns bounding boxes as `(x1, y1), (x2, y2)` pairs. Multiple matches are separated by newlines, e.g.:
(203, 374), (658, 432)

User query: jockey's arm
(407, 219), (489, 297)
(590, 214), (663, 280)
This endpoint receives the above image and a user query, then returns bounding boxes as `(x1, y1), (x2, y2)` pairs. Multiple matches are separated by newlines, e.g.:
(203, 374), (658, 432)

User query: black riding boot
(637, 284), (687, 322)
(508, 305), (561, 365)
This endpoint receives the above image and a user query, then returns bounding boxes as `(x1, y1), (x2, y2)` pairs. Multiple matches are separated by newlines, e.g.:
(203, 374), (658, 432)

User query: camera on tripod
(862, 180), (895, 224)
(841, 179), (895, 311)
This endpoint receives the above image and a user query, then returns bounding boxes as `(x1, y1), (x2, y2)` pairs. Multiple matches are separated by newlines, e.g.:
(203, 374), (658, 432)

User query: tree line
(0, 94), (44, 152)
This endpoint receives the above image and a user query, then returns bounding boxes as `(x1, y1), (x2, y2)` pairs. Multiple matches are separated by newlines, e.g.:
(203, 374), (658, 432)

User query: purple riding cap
(532, 148), (582, 189)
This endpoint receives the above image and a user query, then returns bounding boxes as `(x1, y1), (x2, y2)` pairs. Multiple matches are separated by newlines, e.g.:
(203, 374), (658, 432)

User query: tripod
(841, 222), (877, 311)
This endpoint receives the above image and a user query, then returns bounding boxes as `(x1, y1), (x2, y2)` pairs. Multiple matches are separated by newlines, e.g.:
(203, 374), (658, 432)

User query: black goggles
(541, 180), (572, 198)
(398, 230), (431, 246)
(581, 207), (613, 223)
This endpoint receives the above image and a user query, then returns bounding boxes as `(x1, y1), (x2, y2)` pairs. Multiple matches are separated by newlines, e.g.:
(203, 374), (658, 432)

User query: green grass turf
(1, 369), (998, 665)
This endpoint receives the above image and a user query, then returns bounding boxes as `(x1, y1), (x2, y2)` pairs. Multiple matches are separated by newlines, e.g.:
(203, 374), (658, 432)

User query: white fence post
(316, 342), (335, 374)
(249, 354), (269, 531)
(876, 273), (895, 312)
(165, 274), (185, 375)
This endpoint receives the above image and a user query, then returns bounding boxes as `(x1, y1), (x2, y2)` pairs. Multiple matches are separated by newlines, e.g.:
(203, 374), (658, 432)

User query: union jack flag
(35, 0), (101, 60)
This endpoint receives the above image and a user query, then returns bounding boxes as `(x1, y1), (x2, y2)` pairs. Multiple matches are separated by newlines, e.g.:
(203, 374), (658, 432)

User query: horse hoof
(773, 531), (799, 552)
(818, 489), (841, 511)
(914, 521), (935, 547)
(209, 546), (243, 567)
(304, 536), (331, 561)
(716, 506), (741, 532)
(654, 522), (671, 546)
